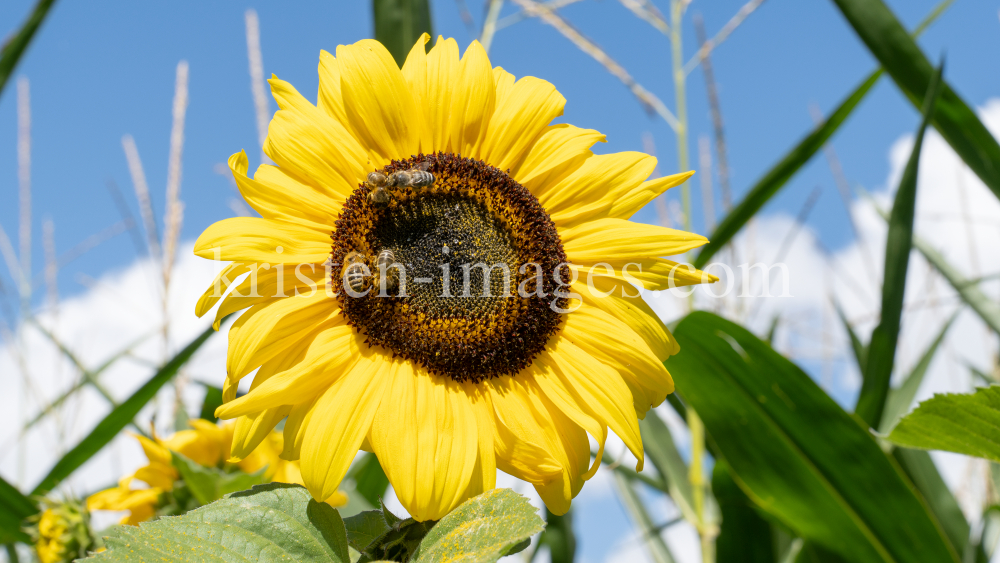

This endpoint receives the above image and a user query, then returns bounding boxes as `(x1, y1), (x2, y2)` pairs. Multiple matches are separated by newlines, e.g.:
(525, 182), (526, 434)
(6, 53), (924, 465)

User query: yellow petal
(195, 262), (250, 319)
(571, 277), (678, 359)
(193, 217), (332, 264)
(212, 260), (328, 330)
(486, 378), (563, 484)
(450, 41), (496, 158)
(539, 339), (644, 471)
(608, 171), (693, 220)
(218, 322), (361, 418)
(230, 406), (291, 461)
(300, 353), (391, 503)
(370, 364), (481, 522)
(514, 124), (605, 189)
(480, 76), (564, 172)
(412, 36), (460, 152)
(281, 396), (319, 461)
(400, 33), (432, 148)
(537, 152), (655, 217)
(337, 39), (420, 165)
(561, 218), (709, 263)
(226, 292), (338, 381)
(317, 50), (348, 126)
(572, 259), (717, 292)
(228, 151), (342, 232)
(492, 67), (516, 107)
(264, 79), (368, 200)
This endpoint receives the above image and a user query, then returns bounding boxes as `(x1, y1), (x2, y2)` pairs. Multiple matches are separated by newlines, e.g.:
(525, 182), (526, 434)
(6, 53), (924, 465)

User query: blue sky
(0, 0), (997, 306)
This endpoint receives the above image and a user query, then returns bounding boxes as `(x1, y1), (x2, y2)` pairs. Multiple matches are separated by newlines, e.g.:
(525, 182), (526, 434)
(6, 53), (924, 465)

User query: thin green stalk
(614, 472), (677, 563)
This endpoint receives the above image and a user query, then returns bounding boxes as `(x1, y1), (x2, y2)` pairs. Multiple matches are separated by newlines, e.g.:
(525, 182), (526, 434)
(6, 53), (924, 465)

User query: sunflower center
(331, 153), (568, 382)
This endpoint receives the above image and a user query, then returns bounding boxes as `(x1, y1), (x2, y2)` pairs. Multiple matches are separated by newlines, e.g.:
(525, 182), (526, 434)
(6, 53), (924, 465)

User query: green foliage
(855, 62), (943, 429)
(892, 449), (972, 557)
(87, 483), (350, 563)
(0, 475), (34, 544)
(347, 453), (392, 509)
(170, 452), (265, 506)
(31, 324), (219, 497)
(638, 410), (695, 523)
(666, 311), (959, 562)
(888, 386), (1000, 464)
(373, 0), (433, 67)
(410, 488), (545, 563)
(880, 313), (956, 433)
(712, 461), (774, 563)
(198, 384), (224, 423)
(534, 508), (575, 563)
(831, 0), (1000, 203)
(0, 0), (58, 98)
(911, 233), (1000, 335)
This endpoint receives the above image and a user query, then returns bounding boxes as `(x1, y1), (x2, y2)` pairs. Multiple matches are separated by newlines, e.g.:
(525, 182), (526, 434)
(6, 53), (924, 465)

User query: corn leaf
(638, 410), (696, 524)
(888, 386), (1000, 464)
(666, 311), (959, 562)
(31, 324), (218, 496)
(892, 449), (973, 557)
(373, 0), (433, 67)
(831, 0), (1000, 203)
(713, 460), (775, 563)
(0, 0), (58, 98)
(855, 62), (944, 429)
(880, 313), (956, 433)
(0, 475), (34, 544)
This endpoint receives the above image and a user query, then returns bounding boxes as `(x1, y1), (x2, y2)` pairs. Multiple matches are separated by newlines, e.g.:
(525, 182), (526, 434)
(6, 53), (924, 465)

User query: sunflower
(195, 34), (715, 522)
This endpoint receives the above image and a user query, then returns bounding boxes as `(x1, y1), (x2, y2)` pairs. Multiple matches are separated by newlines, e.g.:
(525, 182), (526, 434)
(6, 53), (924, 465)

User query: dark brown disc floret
(330, 153), (569, 383)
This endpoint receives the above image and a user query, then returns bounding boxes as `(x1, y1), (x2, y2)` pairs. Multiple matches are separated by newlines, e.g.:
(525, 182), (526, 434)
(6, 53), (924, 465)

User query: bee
(367, 171), (390, 208)
(342, 251), (369, 295)
(388, 160), (434, 190)
(376, 249), (399, 292)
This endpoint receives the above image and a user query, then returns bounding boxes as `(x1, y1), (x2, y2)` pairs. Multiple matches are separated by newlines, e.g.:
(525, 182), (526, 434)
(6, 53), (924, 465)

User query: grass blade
(831, 0), (1000, 202)
(373, 0), (433, 67)
(855, 62), (944, 429)
(31, 323), (218, 496)
(638, 410), (697, 524)
(912, 235), (1000, 335)
(612, 472), (677, 563)
(0, 475), (34, 544)
(832, 299), (866, 373)
(0, 0), (57, 98)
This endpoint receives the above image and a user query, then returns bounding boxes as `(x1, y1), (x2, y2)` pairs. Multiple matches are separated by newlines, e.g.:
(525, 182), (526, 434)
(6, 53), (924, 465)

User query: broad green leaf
(373, 0), (433, 67)
(412, 488), (545, 563)
(170, 452), (265, 506)
(713, 460), (774, 563)
(692, 0), (953, 269)
(344, 509), (390, 553)
(888, 386), (1000, 463)
(666, 311), (959, 562)
(880, 313), (956, 433)
(0, 0), (57, 97)
(833, 299), (867, 373)
(536, 507), (576, 563)
(90, 483), (349, 563)
(347, 453), (391, 509)
(892, 449), (973, 557)
(199, 384), (224, 423)
(0, 474), (34, 543)
(32, 324), (219, 496)
(856, 62), (943, 429)
(638, 410), (696, 523)
(611, 473), (676, 563)
(831, 0), (1000, 203)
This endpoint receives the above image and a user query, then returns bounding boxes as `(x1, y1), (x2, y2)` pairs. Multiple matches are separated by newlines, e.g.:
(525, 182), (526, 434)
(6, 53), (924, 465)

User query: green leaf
(198, 384), (224, 423)
(692, 0), (953, 269)
(880, 313), (956, 433)
(0, 474), (34, 544)
(412, 488), (545, 563)
(373, 0), (433, 67)
(888, 386), (1000, 463)
(638, 410), (696, 523)
(31, 323), (219, 496)
(666, 311), (959, 562)
(830, 0), (1000, 203)
(911, 234), (1000, 335)
(89, 483), (350, 563)
(170, 452), (265, 506)
(611, 473), (676, 563)
(347, 453), (391, 509)
(892, 448), (972, 556)
(0, 0), (57, 98)
(713, 460), (774, 563)
(856, 62), (944, 429)
(536, 507), (576, 563)
(344, 509), (390, 553)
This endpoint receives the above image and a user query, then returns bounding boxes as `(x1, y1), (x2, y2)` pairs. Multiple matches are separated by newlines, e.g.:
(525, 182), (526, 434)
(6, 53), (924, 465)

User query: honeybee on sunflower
(195, 34), (716, 522)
